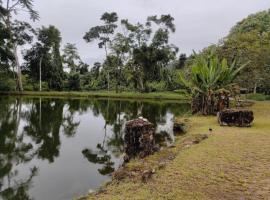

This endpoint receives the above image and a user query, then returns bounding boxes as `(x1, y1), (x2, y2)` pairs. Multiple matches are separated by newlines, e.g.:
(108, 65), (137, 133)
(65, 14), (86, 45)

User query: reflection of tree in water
(81, 99), (189, 174)
(0, 97), (38, 200)
(23, 99), (64, 163)
(82, 144), (115, 175)
(0, 167), (38, 200)
(0, 97), (85, 199)
(0, 97), (190, 198)
(63, 99), (81, 137)
(82, 99), (124, 175)
(23, 98), (82, 162)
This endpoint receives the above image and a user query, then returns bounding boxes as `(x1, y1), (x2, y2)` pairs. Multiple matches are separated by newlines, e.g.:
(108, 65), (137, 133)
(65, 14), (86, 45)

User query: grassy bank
(82, 101), (270, 200)
(0, 91), (189, 101)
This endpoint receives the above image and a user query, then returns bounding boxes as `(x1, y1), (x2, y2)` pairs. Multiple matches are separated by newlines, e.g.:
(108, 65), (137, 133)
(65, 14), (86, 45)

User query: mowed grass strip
(0, 91), (189, 101)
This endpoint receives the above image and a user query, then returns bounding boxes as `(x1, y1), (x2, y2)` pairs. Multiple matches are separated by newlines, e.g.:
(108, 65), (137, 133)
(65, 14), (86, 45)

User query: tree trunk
(253, 83), (257, 94)
(13, 45), (23, 91)
(192, 91), (229, 116)
(39, 57), (42, 91)
(139, 76), (144, 92)
(107, 73), (110, 91)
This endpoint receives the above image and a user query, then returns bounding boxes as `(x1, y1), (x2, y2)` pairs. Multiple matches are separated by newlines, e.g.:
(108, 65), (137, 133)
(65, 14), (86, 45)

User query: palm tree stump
(124, 118), (155, 159)
(218, 109), (254, 127)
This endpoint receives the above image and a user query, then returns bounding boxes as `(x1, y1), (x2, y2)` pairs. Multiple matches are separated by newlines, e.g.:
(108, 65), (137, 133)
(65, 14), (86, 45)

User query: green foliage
(83, 12), (179, 93)
(0, 9), (13, 70)
(230, 10), (270, 34)
(0, 0), (39, 91)
(62, 43), (81, 73)
(84, 12), (118, 56)
(179, 50), (246, 94)
(24, 26), (64, 91)
(179, 50), (246, 115)
(177, 54), (187, 69)
(146, 81), (166, 92)
(0, 75), (16, 91)
(246, 93), (270, 101)
(219, 9), (270, 92)
(67, 73), (81, 91)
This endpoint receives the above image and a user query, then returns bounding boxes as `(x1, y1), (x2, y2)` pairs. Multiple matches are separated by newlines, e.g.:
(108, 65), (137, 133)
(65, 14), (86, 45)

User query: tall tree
(62, 43), (81, 73)
(0, 6), (12, 72)
(84, 12), (118, 57)
(0, 0), (39, 91)
(219, 9), (270, 93)
(24, 26), (64, 90)
(123, 15), (178, 91)
(84, 12), (118, 91)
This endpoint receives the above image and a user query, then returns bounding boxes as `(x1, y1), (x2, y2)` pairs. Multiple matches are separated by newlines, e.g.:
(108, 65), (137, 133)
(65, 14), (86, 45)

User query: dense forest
(0, 0), (269, 94)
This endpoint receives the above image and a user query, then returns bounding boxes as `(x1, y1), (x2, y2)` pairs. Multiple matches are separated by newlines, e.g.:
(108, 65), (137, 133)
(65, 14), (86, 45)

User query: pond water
(0, 96), (189, 200)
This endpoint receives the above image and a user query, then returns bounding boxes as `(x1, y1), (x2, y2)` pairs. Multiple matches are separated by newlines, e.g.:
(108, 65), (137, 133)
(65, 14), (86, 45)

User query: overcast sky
(19, 0), (270, 66)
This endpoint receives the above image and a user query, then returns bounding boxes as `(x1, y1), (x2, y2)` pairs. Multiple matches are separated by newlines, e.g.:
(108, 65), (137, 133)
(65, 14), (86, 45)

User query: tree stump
(124, 118), (155, 159)
(218, 109), (254, 127)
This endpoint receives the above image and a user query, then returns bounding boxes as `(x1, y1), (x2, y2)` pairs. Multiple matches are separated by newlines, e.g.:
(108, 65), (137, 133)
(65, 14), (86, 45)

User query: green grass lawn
(0, 91), (189, 101)
(82, 101), (270, 200)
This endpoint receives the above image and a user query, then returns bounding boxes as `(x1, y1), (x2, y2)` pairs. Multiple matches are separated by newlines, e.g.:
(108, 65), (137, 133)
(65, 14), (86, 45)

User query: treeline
(0, 0), (269, 94)
(0, 1), (184, 92)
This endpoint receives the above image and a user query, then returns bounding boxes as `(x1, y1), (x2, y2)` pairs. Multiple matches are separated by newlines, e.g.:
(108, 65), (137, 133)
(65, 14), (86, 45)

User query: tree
(67, 73), (81, 91)
(109, 33), (131, 92)
(118, 15), (178, 92)
(0, 6), (12, 71)
(91, 62), (101, 78)
(24, 26), (64, 90)
(219, 9), (270, 93)
(0, 0), (39, 91)
(0, 7), (15, 90)
(84, 12), (118, 57)
(78, 61), (89, 75)
(179, 50), (246, 115)
(178, 54), (187, 69)
(84, 12), (118, 91)
(62, 43), (81, 73)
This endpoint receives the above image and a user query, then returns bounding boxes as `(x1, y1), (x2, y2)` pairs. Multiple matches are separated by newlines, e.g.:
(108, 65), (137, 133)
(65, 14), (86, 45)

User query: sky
(19, 0), (270, 66)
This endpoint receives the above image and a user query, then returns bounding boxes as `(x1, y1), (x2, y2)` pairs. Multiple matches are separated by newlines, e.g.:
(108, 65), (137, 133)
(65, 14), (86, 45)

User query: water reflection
(0, 97), (37, 200)
(0, 97), (189, 200)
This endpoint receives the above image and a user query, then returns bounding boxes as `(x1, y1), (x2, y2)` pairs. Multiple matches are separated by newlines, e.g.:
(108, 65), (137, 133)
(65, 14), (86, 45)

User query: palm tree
(179, 50), (246, 115)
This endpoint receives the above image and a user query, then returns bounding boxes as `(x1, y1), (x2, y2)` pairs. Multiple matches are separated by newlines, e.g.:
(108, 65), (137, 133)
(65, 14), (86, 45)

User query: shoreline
(82, 101), (270, 200)
(0, 91), (190, 101)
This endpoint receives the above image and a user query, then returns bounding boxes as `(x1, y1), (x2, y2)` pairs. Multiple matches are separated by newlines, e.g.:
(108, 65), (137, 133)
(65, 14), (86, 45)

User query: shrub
(246, 93), (267, 101)
(67, 73), (81, 91)
(0, 77), (16, 91)
(146, 81), (166, 92)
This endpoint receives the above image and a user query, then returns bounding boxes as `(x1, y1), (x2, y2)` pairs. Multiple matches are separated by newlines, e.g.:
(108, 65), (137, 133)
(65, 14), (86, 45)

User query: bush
(0, 77), (16, 91)
(246, 93), (268, 101)
(146, 81), (166, 92)
(265, 95), (270, 101)
(67, 73), (81, 91)
(32, 82), (49, 91)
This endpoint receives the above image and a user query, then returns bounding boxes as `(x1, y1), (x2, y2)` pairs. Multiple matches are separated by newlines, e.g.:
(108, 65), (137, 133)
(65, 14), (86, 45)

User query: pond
(0, 96), (189, 200)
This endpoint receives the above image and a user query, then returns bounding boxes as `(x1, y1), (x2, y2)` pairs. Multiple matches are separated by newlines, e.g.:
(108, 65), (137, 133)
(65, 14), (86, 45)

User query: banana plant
(179, 50), (247, 115)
